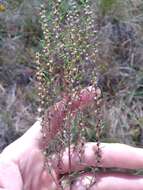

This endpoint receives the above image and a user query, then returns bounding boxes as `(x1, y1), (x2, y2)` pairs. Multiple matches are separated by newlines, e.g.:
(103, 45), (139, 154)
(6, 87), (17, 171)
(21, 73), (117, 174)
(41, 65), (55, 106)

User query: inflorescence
(36, 0), (102, 189)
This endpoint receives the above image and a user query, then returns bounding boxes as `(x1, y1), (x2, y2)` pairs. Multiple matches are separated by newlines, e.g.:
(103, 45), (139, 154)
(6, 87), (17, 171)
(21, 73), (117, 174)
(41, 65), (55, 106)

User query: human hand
(0, 86), (143, 190)
(0, 86), (100, 190)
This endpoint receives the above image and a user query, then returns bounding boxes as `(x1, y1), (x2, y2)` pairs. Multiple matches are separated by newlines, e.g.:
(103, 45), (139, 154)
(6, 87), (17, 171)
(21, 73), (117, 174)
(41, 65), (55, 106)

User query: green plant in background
(99, 0), (117, 15)
(97, 0), (131, 20)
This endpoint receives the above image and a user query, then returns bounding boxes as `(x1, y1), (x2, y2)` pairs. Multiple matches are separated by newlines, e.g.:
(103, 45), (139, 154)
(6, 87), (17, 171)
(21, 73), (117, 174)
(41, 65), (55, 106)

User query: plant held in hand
(36, 0), (103, 189)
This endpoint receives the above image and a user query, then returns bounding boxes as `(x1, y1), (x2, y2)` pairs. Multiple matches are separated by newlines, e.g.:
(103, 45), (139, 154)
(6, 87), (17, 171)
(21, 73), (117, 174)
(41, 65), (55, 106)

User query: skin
(0, 86), (143, 190)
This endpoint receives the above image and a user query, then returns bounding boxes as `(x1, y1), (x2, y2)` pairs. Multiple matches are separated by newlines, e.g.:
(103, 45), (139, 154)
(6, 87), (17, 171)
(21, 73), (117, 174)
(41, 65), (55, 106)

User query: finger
(22, 86), (101, 146)
(39, 169), (59, 190)
(53, 143), (143, 174)
(65, 172), (143, 190)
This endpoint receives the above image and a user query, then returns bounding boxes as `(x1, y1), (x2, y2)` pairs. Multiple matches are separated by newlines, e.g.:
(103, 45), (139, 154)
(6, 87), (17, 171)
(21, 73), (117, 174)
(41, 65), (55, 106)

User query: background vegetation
(0, 0), (143, 152)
